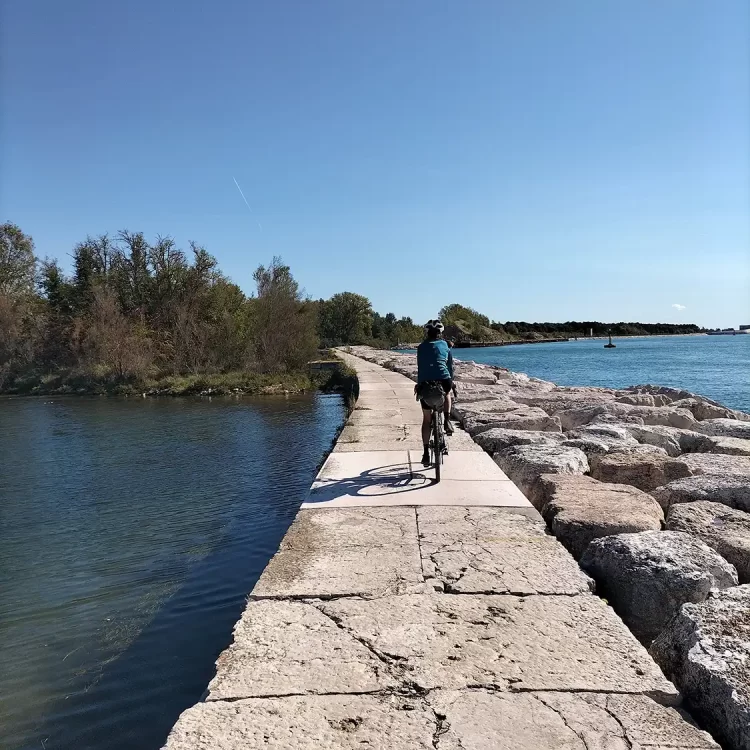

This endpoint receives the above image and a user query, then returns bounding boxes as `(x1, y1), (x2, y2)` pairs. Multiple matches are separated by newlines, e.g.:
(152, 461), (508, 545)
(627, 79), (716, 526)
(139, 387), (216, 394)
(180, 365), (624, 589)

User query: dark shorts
(419, 379), (453, 410)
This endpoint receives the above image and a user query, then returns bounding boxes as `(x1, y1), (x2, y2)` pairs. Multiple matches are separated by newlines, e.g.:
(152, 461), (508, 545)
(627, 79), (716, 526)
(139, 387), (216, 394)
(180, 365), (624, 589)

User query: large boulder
(463, 408), (562, 436)
(615, 392), (660, 406)
(623, 405), (698, 429)
(566, 423), (639, 449)
(472, 428), (563, 454)
(627, 424), (709, 456)
(591, 449), (691, 492)
(670, 397), (742, 422)
(561, 436), (614, 459)
(695, 419), (750, 439)
(652, 475), (750, 513)
(679, 454), (750, 477)
(554, 403), (697, 431)
(667, 501), (750, 584)
(451, 362), (499, 385)
(539, 475), (664, 559)
(555, 404), (615, 430)
(453, 384), (514, 404)
(494, 444), (589, 510)
(562, 423), (641, 461)
(650, 586), (750, 750)
(580, 531), (738, 643)
(511, 390), (616, 415)
(591, 412), (646, 425)
(698, 436), (750, 457)
(454, 398), (528, 419)
(629, 384), (748, 417)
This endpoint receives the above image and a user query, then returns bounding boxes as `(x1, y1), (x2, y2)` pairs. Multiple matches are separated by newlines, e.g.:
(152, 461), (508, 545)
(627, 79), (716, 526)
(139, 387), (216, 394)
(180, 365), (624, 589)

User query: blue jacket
(417, 339), (453, 382)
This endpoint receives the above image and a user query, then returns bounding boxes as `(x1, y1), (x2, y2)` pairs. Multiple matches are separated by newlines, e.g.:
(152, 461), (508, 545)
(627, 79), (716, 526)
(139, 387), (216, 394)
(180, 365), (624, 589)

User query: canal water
(0, 394), (344, 750)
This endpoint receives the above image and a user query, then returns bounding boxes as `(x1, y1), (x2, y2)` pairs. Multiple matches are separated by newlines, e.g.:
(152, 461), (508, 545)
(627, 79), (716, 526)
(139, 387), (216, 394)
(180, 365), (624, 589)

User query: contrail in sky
(232, 176), (262, 231)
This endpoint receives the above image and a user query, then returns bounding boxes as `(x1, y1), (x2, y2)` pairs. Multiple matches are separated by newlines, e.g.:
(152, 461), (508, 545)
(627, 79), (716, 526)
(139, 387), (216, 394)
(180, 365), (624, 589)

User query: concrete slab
(280, 507), (418, 550)
(319, 593), (679, 702)
(410, 450), (510, 480)
(207, 600), (397, 699)
(348, 410), (422, 427)
(416, 507), (592, 595)
(442, 429), (485, 452)
(358, 382), (404, 391)
(338, 423), (413, 445)
(315, 450), (411, 480)
(251, 545), (425, 598)
(417, 506), (546, 544)
(164, 694), (436, 750)
(333, 431), (483, 454)
(429, 690), (719, 749)
(333, 440), (425, 453)
(397, 475), (533, 508)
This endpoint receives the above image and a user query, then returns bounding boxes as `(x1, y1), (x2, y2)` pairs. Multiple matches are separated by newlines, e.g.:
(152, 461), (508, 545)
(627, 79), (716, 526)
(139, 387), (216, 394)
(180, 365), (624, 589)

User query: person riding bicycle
(417, 320), (454, 466)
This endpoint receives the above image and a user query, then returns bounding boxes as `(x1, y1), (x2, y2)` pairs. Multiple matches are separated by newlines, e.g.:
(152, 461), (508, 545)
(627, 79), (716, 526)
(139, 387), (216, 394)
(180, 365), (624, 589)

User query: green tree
(319, 292), (373, 345)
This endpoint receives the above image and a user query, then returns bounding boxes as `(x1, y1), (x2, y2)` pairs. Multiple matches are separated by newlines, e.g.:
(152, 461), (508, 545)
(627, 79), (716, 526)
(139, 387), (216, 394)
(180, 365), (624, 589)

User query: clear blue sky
(2, 1), (748, 328)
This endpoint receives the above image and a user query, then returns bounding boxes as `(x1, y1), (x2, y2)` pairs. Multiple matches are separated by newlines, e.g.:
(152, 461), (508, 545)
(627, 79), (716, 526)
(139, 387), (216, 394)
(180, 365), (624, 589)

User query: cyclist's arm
(447, 347), (454, 379)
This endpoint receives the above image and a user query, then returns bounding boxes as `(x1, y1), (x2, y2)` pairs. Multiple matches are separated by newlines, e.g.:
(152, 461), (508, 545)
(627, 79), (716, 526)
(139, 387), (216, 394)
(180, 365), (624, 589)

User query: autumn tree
(252, 257), (318, 372)
(0, 222), (36, 297)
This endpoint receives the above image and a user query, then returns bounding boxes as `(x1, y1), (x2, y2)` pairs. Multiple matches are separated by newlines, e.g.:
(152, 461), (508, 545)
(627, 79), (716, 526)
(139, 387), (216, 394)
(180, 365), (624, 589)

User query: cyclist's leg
(421, 404), (431, 465)
(443, 380), (454, 434)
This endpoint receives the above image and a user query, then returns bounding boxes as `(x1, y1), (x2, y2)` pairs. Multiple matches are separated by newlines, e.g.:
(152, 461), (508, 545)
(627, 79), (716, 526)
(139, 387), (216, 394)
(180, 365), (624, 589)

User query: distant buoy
(604, 333), (616, 349)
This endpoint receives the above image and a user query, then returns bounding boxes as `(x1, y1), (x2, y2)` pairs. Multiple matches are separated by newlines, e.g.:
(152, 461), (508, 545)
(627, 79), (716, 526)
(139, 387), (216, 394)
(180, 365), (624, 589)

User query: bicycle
(428, 399), (448, 481)
(416, 381), (451, 482)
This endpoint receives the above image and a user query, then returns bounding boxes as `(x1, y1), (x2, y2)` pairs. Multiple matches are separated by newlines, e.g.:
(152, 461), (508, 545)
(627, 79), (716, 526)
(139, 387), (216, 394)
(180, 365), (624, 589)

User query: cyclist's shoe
(444, 419), (454, 436)
(421, 449), (431, 466)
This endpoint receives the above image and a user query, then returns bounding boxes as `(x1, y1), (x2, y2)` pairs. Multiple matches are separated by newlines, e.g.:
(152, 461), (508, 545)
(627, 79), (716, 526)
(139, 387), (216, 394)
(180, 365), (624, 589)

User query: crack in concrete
(603, 695), (634, 750)
(428, 706), (451, 750)
(208, 688), (386, 703)
(535, 693), (597, 750)
(414, 508), (427, 582)
(311, 603), (410, 683)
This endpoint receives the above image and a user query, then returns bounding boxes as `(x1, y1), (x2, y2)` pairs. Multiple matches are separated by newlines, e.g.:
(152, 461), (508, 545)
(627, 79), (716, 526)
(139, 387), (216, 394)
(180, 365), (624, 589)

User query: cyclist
(417, 320), (454, 466)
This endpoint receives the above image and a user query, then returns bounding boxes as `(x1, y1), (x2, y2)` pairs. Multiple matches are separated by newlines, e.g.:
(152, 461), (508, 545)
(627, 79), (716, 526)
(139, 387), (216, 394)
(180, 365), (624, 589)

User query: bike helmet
(424, 319), (445, 334)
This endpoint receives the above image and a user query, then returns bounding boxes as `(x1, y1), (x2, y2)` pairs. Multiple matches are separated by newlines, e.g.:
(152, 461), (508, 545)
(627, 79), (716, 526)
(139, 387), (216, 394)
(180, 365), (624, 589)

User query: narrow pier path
(303, 350), (533, 509)
(163, 353), (719, 750)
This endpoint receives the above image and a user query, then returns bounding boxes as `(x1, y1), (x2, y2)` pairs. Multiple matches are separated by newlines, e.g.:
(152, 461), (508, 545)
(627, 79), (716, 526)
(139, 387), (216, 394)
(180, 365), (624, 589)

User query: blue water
(0, 394), (344, 750)
(458, 335), (750, 413)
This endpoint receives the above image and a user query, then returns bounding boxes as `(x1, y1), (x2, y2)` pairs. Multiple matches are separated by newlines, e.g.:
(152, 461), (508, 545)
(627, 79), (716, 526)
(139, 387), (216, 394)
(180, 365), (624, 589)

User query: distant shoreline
(394, 332), (709, 351)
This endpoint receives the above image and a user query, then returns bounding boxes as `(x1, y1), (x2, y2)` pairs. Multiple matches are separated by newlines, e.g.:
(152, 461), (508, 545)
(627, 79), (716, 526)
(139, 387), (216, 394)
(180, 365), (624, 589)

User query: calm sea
(458, 335), (750, 413)
(0, 394), (344, 750)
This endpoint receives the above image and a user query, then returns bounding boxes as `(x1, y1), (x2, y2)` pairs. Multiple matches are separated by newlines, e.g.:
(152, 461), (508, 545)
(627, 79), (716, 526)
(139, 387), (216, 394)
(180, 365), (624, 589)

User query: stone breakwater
(161, 347), (745, 750)
(346, 345), (750, 750)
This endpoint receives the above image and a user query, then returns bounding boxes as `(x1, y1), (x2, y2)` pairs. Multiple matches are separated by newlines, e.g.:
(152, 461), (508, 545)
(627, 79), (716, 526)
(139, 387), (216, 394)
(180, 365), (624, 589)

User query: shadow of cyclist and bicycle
(304, 460), (441, 505)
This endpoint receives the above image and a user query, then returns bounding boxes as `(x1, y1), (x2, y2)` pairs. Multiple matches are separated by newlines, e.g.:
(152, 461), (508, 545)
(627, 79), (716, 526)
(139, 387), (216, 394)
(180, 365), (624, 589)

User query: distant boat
(604, 333), (616, 349)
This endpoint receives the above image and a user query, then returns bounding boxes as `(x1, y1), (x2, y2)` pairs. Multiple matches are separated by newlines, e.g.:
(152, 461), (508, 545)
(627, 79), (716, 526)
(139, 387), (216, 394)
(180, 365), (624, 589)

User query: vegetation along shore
(0, 222), (705, 397)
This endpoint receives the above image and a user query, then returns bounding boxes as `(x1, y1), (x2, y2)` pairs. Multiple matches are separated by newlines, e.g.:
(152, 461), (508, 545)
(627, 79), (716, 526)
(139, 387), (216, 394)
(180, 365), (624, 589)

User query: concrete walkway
(162, 354), (719, 749)
(303, 351), (534, 509)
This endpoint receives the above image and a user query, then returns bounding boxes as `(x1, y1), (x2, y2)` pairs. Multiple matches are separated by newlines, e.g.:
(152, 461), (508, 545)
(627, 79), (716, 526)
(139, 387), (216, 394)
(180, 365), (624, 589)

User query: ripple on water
(0, 393), (344, 750)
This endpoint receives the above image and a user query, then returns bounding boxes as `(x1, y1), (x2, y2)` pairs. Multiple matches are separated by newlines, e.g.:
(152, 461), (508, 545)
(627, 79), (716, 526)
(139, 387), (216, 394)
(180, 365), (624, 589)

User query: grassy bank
(1, 355), (360, 399)
(1, 370), (317, 397)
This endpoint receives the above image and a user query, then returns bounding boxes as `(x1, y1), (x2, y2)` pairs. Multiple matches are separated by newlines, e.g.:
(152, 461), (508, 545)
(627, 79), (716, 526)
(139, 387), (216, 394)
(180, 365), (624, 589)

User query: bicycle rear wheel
(432, 409), (442, 482)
